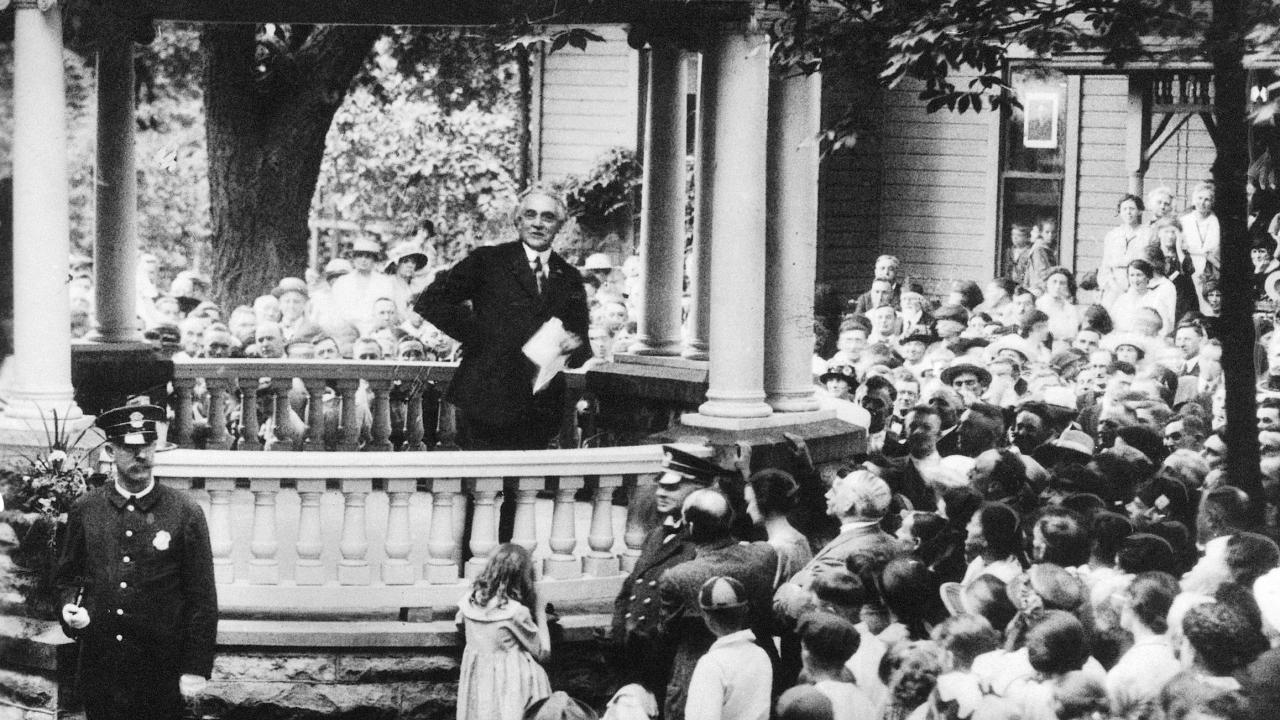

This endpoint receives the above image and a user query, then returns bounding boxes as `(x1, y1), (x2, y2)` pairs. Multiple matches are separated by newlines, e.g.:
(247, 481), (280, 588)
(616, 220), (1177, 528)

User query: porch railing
(169, 358), (587, 451)
(153, 444), (707, 615)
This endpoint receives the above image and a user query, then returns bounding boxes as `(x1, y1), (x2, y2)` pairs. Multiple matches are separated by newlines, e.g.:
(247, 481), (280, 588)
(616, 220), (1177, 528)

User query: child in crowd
(455, 543), (551, 720)
(683, 576), (773, 720)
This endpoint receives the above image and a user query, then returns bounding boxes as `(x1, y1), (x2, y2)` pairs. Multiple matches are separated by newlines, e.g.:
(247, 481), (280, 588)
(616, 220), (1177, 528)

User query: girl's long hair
(470, 543), (538, 615)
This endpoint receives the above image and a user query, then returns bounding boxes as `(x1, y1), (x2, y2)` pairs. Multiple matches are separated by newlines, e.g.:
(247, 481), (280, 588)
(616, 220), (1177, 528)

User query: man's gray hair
(517, 184), (568, 220)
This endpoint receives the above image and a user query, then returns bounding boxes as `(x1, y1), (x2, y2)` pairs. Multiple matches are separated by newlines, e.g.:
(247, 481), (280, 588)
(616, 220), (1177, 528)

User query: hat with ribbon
(384, 242), (430, 273)
(350, 238), (383, 258)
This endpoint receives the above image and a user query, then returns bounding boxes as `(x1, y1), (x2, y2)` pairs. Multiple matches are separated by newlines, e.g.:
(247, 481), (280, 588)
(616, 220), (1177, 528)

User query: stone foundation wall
(0, 621), (621, 720)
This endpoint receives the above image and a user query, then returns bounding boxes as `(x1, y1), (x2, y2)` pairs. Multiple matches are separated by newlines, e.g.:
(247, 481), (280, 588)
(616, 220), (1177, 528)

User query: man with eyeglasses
(415, 186), (591, 450)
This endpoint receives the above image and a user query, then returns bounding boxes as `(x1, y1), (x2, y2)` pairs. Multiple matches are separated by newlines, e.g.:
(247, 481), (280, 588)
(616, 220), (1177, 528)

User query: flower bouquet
(0, 411), (103, 618)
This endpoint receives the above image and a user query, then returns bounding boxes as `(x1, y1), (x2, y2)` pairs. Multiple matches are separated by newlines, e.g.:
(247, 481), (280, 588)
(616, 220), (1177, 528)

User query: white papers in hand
(522, 317), (570, 394)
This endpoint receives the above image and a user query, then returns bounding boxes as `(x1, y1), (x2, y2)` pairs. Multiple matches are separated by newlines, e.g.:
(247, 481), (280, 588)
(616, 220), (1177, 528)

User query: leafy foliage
(765, 0), (1280, 150)
(312, 29), (522, 267)
(558, 146), (642, 233)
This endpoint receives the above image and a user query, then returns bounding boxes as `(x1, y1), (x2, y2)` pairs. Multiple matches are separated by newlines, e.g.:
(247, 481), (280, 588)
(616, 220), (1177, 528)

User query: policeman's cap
(96, 404), (172, 449)
(658, 446), (724, 487)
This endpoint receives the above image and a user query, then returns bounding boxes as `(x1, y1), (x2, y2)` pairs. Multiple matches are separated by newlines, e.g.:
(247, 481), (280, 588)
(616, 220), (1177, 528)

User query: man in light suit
(773, 468), (897, 623)
(415, 187), (591, 450)
(658, 488), (779, 720)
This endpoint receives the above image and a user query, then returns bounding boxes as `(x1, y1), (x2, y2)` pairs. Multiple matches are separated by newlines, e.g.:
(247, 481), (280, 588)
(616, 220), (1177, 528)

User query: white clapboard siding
(875, 76), (997, 296)
(1072, 75), (1216, 277)
(535, 25), (640, 182)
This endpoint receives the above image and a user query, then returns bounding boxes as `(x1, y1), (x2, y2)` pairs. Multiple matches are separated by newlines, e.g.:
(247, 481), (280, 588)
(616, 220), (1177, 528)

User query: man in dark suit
(608, 447), (729, 707)
(773, 468), (897, 623)
(56, 405), (218, 720)
(415, 187), (591, 450)
(658, 488), (779, 720)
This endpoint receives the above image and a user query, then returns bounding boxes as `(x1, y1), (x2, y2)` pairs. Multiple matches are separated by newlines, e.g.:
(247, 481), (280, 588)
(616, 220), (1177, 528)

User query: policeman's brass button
(649, 580), (657, 586)
(127, 505), (135, 512)
(629, 595), (636, 601)
(125, 530), (133, 537)
(116, 609), (123, 615)
(643, 598), (652, 604)
(116, 635), (123, 641)
(624, 612), (632, 618)
(119, 582), (127, 589)
(122, 556), (131, 563)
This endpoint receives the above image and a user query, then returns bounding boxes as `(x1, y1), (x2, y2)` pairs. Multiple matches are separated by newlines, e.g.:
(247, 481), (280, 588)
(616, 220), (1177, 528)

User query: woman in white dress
(1098, 194), (1151, 306)
(1035, 266), (1081, 349)
(1179, 181), (1221, 313)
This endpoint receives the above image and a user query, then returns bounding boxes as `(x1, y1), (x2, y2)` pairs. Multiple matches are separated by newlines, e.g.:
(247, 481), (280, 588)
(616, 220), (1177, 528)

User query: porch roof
(93, 0), (753, 26)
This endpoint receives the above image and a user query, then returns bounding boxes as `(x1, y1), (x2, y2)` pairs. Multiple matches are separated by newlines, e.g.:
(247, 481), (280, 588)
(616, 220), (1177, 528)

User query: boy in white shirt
(684, 576), (773, 720)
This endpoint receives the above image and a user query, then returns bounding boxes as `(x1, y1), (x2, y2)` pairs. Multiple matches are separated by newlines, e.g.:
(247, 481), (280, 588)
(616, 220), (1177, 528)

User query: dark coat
(414, 240), (591, 428)
(878, 455), (940, 512)
(55, 483), (218, 720)
(658, 539), (780, 720)
(610, 523), (697, 698)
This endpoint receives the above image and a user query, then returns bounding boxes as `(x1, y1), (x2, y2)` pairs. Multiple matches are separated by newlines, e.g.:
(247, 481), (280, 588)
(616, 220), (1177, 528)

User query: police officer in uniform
(607, 446), (732, 706)
(55, 405), (218, 720)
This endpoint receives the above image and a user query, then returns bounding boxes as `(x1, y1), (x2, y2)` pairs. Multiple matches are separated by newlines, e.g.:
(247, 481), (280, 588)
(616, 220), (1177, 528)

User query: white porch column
(630, 42), (687, 356)
(683, 52), (712, 361)
(89, 39), (140, 342)
(764, 68), (822, 412)
(2, 0), (83, 424)
(694, 27), (772, 420)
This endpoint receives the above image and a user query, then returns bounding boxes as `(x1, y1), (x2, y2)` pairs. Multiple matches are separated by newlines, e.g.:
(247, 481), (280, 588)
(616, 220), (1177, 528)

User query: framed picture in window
(1023, 92), (1059, 148)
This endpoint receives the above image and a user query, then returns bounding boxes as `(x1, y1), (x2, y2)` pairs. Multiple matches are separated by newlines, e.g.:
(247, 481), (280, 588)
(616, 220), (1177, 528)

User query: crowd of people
(66, 241), (640, 371)
(52, 181), (1280, 720)
(453, 182), (1279, 720)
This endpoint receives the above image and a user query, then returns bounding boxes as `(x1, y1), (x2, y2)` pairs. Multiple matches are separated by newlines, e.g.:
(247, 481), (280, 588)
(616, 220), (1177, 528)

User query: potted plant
(0, 412), (103, 619)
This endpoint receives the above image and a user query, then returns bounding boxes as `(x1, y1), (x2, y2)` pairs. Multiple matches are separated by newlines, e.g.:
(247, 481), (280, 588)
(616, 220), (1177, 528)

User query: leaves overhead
(766, 0), (1280, 152)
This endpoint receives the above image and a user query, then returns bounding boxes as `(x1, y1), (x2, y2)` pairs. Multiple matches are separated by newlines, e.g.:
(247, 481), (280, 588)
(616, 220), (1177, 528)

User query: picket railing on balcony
(153, 443), (709, 617)
(169, 358), (587, 451)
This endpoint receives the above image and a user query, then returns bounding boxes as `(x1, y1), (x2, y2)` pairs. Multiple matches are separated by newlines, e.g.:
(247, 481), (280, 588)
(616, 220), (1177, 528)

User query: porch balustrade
(152, 438), (705, 616)
(168, 359), (586, 451)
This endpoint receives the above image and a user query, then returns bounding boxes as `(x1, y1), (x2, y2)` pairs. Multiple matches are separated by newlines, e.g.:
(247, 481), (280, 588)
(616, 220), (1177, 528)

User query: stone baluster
(237, 377), (262, 451)
(436, 401), (459, 450)
(269, 379), (295, 451)
(544, 476), (585, 579)
(621, 475), (656, 572)
(425, 479), (461, 583)
(247, 478), (280, 584)
(383, 478), (415, 585)
(466, 478), (503, 578)
(403, 387), (427, 451)
(171, 377), (196, 448)
(451, 489), (468, 566)
(366, 379), (393, 451)
(337, 479), (372, 585)
(302, 378), (328, 451)
(334, 379), (361, 451)
(510, 478), (542, 556)
(584, 474), (624, 576)
(206, 379), (232, 450)
(294, 478), (326, 585)
(205, 478), (235, 583)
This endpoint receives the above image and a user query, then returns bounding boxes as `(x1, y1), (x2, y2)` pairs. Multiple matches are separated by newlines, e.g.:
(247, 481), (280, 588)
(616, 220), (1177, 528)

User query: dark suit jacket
(610, 523), (697, 696)
(879, 455), (939, 512)
(658, 539), (779, 720)
(414, 240), (591, 427)
(55, 483), (218, 719)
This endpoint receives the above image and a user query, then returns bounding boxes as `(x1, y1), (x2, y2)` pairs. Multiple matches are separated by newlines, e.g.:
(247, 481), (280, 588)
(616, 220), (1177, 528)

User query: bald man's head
(683, 488), (733, 543)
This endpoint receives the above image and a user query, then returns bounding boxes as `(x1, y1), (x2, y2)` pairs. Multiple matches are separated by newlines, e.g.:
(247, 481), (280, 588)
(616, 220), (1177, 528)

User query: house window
(998, 67), (1068, 283)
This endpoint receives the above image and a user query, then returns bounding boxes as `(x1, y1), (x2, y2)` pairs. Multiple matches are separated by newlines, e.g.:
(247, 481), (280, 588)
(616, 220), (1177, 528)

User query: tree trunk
(201, 24), (382, 309)
(1209, 0), (1264, 519)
